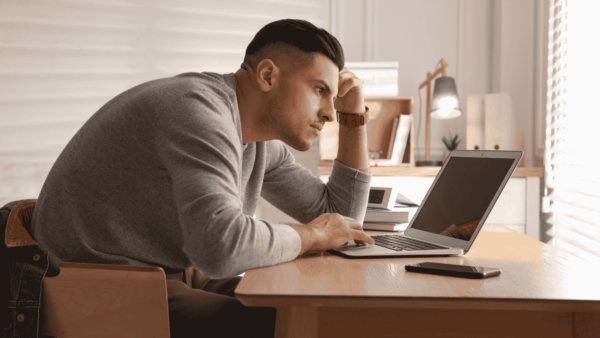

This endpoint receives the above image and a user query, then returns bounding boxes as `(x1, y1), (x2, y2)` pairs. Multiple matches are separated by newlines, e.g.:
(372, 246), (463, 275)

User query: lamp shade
(430, 76), (462, 120)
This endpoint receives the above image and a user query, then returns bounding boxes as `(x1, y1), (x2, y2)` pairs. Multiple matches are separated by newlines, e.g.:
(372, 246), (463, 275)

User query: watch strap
(336, 106), (370, 127)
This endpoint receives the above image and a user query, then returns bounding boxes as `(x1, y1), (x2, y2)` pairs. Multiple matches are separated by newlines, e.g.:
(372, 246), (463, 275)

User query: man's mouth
(311, 124), (323, 131)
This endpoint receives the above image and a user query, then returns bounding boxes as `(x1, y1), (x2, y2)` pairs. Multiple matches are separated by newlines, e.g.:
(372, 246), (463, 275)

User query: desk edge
(234, 294), (600, 312)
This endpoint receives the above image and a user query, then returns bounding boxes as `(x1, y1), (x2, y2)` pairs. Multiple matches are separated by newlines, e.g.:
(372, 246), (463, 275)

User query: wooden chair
(40, 263), (170, 338)
(6, 201), (171, 338)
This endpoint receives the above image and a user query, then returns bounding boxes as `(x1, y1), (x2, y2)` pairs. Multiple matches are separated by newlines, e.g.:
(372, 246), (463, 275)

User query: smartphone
(405, 262), (501, 279)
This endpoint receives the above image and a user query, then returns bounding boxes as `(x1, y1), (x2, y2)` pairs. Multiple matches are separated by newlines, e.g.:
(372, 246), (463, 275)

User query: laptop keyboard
(373, 235), (449, 251)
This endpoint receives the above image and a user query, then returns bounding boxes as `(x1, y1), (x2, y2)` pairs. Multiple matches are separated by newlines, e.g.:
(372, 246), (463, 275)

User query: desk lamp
(416, 58), (462, 166)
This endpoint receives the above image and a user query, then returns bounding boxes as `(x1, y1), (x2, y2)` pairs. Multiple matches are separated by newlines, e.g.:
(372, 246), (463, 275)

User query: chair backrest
(40, 262), (171, 338)
(1, 199), (39, 336)
(4, 200), (37, 248)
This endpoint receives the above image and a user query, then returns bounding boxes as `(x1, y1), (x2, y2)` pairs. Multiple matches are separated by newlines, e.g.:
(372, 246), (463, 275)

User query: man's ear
(255, 59), (280, 92)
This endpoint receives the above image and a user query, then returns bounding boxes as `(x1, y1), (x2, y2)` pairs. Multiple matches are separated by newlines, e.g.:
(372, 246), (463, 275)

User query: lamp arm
(418, 58), (448, 89)
(418, 58), (450, 163)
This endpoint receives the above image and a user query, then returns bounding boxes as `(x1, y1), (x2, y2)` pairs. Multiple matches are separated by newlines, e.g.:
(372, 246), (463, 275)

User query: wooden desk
(235, 226), (600, 338)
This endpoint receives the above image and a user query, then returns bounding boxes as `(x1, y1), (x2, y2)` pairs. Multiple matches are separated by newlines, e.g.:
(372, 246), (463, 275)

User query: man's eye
(317, 87), (325, 93)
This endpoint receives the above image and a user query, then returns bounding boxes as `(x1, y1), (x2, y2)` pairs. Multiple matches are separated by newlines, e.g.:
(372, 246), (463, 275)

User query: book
(385, 116), (399, 159)
(364, 206), (418, 223)
(389, 114), (411, 164)
(369, 114), (411, 165)
(363, 222), (409, 232)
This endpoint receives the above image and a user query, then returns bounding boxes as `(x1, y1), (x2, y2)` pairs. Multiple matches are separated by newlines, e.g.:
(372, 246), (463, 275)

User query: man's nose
(319, 100), (335, 122)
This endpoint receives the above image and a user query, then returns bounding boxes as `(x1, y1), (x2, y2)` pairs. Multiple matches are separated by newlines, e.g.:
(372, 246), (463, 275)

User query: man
(31, 19), (374, 337)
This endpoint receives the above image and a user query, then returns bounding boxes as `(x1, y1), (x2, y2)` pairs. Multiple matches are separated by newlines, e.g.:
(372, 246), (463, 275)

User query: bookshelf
(319, 96), (414, 167)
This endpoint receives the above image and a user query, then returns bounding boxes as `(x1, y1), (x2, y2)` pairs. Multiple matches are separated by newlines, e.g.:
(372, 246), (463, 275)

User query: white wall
(332, 0), (543, 167)
(491, 0), (541, 167)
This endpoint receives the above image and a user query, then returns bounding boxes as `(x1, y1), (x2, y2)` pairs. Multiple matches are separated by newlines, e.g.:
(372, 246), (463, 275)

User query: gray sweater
(31, 72), (371, 278)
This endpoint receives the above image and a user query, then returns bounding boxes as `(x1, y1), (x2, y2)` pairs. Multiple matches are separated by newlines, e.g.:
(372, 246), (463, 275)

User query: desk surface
(235, 226), (600, 313)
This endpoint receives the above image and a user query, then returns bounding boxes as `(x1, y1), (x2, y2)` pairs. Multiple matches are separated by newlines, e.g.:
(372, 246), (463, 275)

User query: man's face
(264, 53), (339, 151)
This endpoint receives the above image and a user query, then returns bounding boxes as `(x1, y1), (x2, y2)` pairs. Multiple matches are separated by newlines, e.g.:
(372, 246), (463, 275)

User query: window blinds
(544, 0), (600, 261)
(0, 0), (330, 205)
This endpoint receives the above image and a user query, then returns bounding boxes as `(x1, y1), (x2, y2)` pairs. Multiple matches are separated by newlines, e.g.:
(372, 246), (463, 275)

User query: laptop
(331, 150), (523, 258)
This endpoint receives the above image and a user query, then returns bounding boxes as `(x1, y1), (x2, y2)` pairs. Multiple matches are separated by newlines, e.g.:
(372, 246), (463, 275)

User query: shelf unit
(320, 96), (414, 167)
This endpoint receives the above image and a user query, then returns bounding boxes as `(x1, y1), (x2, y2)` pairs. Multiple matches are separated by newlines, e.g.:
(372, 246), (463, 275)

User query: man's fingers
(339, 68), (357, 79)
(350, 225), (363, 233)
(337, 77), (361, 98)
(338, 68), (355, 81)
(347, 222), (363, 231)
(341, 217), (363, 231)
(354, 230), (375, 245)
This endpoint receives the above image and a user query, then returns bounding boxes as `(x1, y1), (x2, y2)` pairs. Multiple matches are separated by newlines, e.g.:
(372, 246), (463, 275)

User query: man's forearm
(336, 124), (370, 173)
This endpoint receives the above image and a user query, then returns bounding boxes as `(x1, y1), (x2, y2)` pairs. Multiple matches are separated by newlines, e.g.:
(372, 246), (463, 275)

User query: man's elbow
(191, 253), (244, 279)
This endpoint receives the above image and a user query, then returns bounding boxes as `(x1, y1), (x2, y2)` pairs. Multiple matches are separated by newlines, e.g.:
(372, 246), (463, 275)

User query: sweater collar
(222, 73), (248, 151)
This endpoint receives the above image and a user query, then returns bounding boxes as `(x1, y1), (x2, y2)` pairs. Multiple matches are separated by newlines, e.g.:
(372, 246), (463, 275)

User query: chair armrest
(40, 262), (170, 338)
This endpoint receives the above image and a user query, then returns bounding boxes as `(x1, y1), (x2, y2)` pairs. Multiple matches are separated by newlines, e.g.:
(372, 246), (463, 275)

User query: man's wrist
(338, 123), (368, 140)
(287, 224), (315, 257)
(336, 106), (369, 127)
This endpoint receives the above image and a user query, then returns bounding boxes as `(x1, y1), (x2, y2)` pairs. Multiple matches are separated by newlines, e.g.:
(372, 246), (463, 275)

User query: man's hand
(288, 214), (375, 257)
(334, 68), (365, 113)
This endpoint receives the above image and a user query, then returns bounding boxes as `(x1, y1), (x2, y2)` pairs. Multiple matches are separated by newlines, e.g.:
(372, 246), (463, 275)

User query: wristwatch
(336, 106), (370, 127)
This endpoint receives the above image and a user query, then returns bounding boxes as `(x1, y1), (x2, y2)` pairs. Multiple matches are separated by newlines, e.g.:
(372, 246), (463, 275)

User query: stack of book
(363, 205), (418, 232)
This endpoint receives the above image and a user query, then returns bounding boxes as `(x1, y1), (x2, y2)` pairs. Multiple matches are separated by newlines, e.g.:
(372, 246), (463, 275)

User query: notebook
(331, 150), (523, 258)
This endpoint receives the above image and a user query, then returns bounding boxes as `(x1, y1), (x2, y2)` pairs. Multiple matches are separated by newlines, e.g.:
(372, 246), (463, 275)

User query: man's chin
(283, 139), (312, 152)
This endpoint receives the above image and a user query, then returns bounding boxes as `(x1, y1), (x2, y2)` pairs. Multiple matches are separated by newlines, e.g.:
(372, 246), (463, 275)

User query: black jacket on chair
(1, 200), (61, 338)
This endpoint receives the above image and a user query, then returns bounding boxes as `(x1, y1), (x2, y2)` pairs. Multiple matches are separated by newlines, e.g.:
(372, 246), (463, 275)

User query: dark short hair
(244, 19), (344, 71)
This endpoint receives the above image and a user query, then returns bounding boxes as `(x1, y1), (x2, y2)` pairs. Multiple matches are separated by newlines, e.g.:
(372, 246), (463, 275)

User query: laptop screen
(409, 157), (515, 241)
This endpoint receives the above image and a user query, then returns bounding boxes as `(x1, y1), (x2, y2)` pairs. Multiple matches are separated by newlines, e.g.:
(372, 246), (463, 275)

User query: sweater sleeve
(261, 141), (372, 224)
(153, 89), (300, 278)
